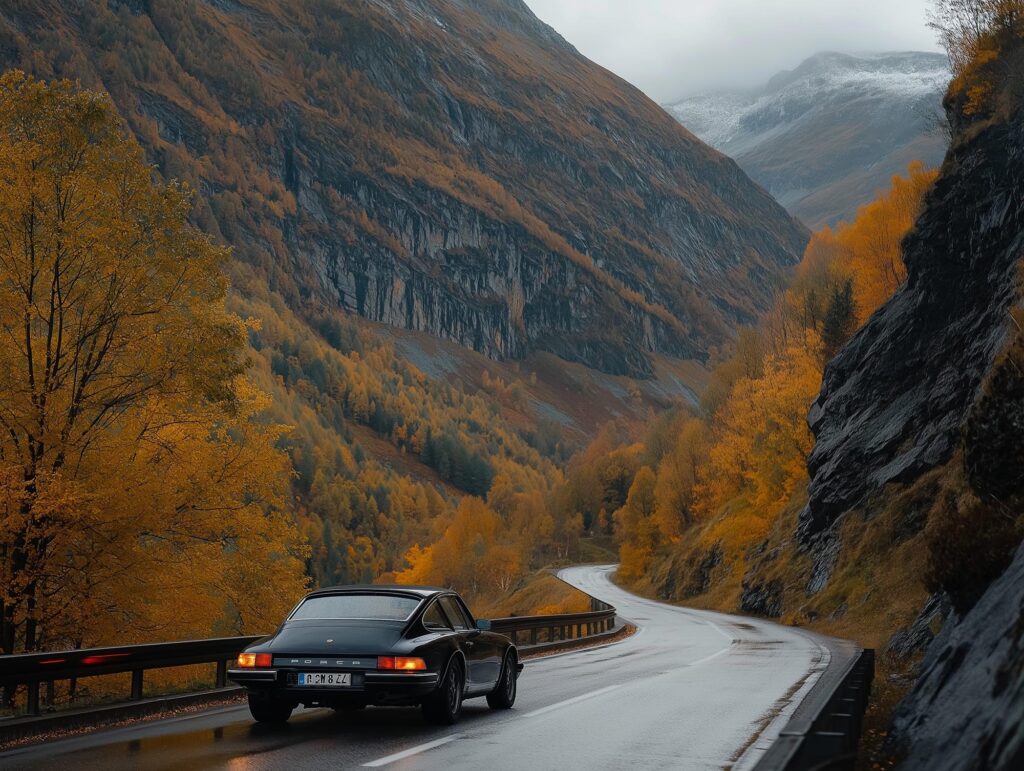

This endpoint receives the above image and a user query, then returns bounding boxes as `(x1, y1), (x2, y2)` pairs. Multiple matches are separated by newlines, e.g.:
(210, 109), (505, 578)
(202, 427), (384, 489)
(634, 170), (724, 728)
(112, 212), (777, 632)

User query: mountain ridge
(0, 0), (808, 378)
(666, 50), (950, 226)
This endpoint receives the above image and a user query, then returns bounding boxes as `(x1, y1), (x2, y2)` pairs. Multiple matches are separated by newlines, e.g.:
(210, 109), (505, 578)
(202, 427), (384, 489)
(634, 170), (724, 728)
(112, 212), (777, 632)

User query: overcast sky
(523, 0), (942, 102)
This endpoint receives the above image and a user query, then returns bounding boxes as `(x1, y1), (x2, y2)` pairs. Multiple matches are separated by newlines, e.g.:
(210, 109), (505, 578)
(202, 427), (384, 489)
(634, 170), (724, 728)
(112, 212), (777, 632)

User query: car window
(422, 601), (453, 631)
(439, 596), (472, 630)
(290, 593), (420, 621)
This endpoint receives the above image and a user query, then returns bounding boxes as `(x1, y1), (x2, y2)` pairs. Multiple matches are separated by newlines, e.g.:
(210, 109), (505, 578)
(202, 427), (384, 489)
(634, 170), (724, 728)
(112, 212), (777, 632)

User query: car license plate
(297, 672), (351, 687)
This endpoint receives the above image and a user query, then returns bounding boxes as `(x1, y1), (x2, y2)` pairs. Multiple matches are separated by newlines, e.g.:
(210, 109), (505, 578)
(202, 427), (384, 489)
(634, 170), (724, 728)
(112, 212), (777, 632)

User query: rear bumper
(228, 669), (440, 704)
(228, 669), (277, 684)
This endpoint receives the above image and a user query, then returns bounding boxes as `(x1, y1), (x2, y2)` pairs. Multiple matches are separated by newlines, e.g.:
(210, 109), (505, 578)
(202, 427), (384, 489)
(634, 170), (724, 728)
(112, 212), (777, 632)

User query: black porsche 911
(228, 585), (522, 725)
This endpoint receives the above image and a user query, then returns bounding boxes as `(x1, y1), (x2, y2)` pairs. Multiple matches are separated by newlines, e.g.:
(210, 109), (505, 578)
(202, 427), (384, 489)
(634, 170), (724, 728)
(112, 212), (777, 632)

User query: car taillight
(236, 652), (272, 668)
(377, 656), (426, 671)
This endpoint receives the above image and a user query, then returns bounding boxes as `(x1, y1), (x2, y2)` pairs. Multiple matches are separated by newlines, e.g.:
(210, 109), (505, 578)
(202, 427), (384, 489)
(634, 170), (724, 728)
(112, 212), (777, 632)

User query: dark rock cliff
(0, 0), (808, 377)
(889, 541), (1024, 770)
(800, 81), (1024, 545)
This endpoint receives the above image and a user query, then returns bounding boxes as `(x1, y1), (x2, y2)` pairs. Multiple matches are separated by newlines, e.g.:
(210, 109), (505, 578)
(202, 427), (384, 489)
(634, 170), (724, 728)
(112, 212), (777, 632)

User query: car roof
(304, 584), (451, 599)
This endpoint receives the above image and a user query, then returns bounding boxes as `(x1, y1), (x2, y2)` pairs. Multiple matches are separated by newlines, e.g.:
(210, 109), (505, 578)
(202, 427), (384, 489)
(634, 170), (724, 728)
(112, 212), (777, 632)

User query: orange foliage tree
(824, 162), (939, 324)
(395, 497), (522, 602)
(0, 73), (307, 655)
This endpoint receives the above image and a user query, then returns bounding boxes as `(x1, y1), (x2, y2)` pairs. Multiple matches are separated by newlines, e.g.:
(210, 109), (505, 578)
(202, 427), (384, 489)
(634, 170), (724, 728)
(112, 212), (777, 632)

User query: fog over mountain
(525, 0), (940, 100)
(665, 51), (951, 226)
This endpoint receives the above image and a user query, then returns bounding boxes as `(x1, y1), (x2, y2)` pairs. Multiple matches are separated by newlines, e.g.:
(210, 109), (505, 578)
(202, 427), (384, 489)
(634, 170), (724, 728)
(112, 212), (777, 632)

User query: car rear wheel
(422, 659), (463, 724)
(486, 652), (517, 709)
(247, 691), (293, 724)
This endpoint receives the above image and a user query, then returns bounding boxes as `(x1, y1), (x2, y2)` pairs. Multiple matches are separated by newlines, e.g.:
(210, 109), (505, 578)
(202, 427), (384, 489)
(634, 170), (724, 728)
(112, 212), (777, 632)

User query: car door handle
(465, 641), (475, 648)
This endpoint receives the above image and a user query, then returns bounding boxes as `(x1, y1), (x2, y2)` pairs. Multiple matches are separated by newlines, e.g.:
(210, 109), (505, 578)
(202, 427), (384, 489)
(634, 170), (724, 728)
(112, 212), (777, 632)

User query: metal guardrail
(0, 599), (616, 719)
(752, 648), (875, 771)
(491, 597), (616, 647)
(0, 636), (264, 717)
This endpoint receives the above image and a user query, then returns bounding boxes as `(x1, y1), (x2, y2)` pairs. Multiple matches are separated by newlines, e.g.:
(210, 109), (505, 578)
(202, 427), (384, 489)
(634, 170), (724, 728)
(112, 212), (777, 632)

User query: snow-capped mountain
(665, 51), (951, 226)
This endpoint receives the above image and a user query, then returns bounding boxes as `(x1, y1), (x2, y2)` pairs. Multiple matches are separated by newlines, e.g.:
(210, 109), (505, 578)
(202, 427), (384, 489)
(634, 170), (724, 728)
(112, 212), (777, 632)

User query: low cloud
(524, 0), (942, 101)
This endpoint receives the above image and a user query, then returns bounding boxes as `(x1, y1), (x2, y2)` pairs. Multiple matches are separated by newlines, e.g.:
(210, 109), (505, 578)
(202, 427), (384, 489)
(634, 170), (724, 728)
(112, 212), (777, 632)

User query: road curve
(0, 565), (840, 770)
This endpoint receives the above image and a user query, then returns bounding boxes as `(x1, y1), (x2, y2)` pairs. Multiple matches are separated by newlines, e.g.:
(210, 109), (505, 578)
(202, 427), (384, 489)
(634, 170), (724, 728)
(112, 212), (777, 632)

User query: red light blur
(81, 653), (130, 665)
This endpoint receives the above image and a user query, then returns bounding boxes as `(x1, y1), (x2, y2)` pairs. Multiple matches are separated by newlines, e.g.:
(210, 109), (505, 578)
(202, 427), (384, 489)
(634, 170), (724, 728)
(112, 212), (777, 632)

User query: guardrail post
(216, 659), (227, 689)
(531, 627), (538, 645)
(26, 682), (40, 716)
(130, 669), (144, 700)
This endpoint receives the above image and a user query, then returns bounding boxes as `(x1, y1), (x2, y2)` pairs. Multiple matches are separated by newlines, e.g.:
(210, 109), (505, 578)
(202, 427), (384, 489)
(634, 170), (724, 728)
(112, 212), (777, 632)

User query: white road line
(522, 682), (628, 718)
(685, 642), (735, 668)
(361, 734), (462, 767)
(523, 637), (732, 720)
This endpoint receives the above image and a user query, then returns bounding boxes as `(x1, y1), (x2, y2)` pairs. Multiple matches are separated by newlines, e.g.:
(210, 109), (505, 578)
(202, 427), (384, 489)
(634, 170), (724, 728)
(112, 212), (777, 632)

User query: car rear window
(291, 594), (420, 621)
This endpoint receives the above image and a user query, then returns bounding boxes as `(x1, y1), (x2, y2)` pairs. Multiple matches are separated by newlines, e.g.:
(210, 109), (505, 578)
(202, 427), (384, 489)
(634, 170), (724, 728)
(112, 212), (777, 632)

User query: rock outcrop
(889, 543), (1024, 770)
(0, 0), (808, 377)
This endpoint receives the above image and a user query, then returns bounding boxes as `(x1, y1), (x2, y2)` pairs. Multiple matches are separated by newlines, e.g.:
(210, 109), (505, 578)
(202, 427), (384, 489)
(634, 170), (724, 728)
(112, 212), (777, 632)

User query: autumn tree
(0, 72), (307, 657)
(395, 497), (521, 601)
(614, 466), (659, 580)
(930, 0), (1024, 75)
(653, 419), (708, 540)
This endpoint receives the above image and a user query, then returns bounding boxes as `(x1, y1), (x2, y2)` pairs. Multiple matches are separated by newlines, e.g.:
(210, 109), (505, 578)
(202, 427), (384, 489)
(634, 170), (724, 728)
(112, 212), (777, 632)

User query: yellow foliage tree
(653, 419), (708, 540)
(0, 73), (307, 655)
(613, 466), (658, 580)
(697, 333), (823, 554)
(826, 162), (939, 325)
(395, 497), (521, 601)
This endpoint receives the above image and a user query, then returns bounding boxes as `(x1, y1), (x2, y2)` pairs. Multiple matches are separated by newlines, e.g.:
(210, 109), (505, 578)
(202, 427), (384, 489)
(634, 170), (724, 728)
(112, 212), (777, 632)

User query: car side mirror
(475, 619), (491, 631)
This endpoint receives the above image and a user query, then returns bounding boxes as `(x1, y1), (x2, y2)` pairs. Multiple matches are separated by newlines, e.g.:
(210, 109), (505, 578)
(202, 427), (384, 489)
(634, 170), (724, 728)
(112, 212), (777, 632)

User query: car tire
(247, 691), (293, 724)
(422, 659), (463, 725)
(486, 652), (517, 709)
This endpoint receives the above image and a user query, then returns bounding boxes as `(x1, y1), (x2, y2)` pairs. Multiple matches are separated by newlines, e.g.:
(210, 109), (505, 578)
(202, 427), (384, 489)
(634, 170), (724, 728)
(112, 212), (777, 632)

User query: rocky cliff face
(800, 76), (1024, 547)
(666, 52), (949, 226)
(889, 541), (1024, 770)
(0, 0), (807, 377)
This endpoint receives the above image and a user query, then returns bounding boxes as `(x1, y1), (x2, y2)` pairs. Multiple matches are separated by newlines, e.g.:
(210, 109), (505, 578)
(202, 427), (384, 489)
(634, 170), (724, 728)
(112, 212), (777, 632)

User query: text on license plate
(298, 672), (351, 687)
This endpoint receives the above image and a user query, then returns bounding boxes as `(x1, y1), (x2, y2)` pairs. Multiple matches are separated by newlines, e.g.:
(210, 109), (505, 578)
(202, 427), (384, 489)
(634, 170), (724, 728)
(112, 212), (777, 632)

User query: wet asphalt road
(0, 565), (844, 770)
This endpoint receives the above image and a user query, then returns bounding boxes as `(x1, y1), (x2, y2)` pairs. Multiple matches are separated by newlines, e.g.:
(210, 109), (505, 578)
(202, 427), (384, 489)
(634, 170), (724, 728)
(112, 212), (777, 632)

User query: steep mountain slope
(666, 52), (950, 226)
(0, 0), (806, 378)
